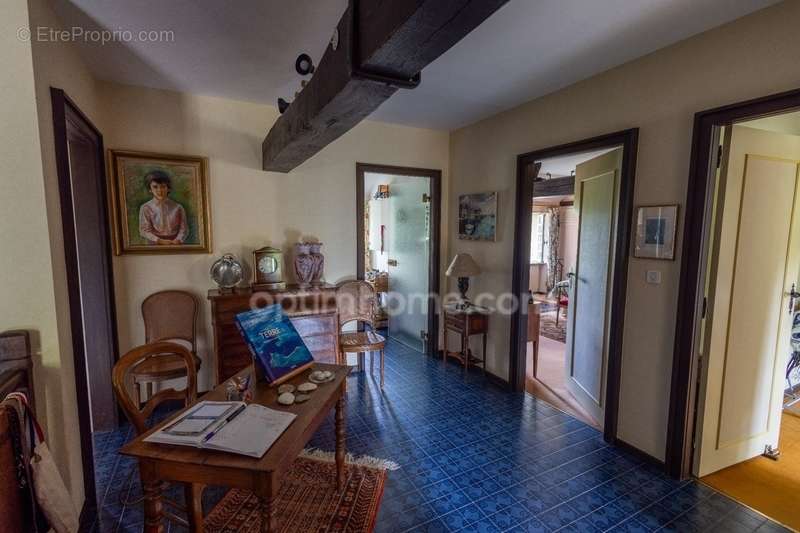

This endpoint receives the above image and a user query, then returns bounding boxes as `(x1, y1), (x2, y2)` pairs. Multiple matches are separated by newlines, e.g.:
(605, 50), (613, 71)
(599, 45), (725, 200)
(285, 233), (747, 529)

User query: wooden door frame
(666, 87), (800, 478)
(509, 129), (639, 444)
(355, 163), (441, 357)
(51, 88), (120, 516)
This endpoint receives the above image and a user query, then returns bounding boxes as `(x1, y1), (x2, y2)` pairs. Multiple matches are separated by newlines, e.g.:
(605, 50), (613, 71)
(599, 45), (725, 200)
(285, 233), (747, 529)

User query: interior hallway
(701, 413), (800, 531)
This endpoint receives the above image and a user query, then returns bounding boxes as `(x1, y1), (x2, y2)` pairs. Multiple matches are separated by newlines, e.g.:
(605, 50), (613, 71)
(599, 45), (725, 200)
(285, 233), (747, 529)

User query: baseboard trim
(435, 350), (510, 389)
(614, 438), (666, 470)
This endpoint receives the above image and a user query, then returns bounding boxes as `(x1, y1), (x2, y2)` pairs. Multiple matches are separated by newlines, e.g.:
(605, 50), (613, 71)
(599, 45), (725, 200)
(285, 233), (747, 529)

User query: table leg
(184, 483), (203, 532)
(140, 461), (164, 533)
(482, 332), (487, 375)
(463, 331), (469, 373)
(335, 392), (346, 490)
(259, 494), (277, 533)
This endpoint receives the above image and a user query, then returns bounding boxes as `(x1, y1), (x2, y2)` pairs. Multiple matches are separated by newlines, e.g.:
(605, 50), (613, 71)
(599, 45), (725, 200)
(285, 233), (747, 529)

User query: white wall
(448, 0), (800, 459)
(99, 82), (450, 389)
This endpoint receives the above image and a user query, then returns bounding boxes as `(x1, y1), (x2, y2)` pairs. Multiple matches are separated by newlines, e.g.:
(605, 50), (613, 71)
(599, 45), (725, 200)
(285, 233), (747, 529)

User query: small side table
(443, 305), (489, 373)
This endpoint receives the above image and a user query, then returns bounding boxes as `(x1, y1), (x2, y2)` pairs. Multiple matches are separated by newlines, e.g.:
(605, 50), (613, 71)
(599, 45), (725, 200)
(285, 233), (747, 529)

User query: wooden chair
(134, 290), (202, 406)
(336, 281), (386, 388)
(112, 341), (204, 529)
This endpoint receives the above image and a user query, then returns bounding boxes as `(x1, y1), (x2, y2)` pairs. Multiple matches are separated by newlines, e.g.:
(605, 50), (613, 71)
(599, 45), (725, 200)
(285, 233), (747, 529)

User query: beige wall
(2, 0), (90, 508)
(99, 82), (450, 389)
(448, 0), (800, 459)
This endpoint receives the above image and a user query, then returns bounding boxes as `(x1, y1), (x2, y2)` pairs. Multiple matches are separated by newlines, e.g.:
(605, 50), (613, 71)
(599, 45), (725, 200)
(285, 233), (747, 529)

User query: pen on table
(203, 404), (246, 443)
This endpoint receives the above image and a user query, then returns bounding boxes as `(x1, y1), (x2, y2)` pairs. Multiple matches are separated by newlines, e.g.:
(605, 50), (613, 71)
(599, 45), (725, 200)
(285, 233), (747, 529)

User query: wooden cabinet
(208, 285), (339, 384)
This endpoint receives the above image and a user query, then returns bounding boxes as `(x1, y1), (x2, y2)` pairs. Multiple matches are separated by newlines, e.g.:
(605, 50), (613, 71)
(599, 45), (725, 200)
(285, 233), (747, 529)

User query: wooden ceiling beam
(262, 0), (509, 173)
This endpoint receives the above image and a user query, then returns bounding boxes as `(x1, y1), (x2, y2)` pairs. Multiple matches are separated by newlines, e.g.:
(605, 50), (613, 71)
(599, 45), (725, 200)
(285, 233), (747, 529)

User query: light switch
(646, 270), (662, 284)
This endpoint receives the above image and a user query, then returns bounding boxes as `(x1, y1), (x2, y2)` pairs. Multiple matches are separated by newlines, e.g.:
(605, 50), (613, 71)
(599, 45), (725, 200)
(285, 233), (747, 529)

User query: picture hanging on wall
(633, 204), (678, 260)
(458, 191), (497, 241)
(107, 149), (212, 255)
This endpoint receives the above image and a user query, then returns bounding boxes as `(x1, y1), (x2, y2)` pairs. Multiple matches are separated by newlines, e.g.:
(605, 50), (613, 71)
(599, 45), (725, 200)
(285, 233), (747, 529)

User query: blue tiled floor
(90, 339), (789, 532)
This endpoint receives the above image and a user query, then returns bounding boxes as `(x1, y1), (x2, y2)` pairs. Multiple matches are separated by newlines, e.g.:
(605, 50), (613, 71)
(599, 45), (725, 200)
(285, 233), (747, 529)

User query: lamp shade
(446, 253), (481, 277)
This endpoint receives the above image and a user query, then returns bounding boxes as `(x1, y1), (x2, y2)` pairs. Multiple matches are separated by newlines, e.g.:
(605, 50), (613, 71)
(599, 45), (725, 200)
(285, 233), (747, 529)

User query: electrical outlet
(646, 270), (662, 284)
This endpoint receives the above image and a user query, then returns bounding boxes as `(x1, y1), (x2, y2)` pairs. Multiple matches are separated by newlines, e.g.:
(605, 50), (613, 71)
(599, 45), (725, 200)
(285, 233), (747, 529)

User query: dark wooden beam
(263, 0), (509, 172)
(532, 176), (575, 197)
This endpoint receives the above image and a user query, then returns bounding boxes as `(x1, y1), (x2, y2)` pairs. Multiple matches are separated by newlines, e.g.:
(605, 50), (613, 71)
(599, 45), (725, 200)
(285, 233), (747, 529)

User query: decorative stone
(277, 392), (295, 405)
(278, 384), (295, 394)
(309, 370), (334, 384)
(294, 393), (311, 403)
(297, 382), (318, 392)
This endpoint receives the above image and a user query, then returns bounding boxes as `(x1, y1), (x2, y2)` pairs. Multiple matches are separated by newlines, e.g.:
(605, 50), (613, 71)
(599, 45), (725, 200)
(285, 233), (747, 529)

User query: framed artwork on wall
(458, 191), (497, 241)
(107, 149), (212, 254)
(634, 204), (678, 260)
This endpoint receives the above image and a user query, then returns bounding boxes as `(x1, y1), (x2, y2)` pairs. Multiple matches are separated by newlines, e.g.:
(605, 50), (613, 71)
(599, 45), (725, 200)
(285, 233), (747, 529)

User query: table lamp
(446, 253), (481, 309)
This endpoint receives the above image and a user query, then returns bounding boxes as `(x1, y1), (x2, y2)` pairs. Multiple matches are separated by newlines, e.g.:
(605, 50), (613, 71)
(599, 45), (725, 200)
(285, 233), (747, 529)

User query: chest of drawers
(208, 285), (339, 383)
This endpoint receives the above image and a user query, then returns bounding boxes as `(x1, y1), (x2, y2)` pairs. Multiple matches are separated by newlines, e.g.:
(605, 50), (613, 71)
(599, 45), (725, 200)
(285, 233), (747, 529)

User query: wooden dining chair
(112, 341), (204, 529)
(134, 290), (202, 406)
(336, 280), (386, 388)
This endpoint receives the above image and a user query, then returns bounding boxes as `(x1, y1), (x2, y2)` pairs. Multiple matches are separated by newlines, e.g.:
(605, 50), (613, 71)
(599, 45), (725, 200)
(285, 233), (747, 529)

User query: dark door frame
(355, 162), (441, 357)
(51, 88), (120, 515)
(665, 87), (800, 478)
(509, 129), (639, 444)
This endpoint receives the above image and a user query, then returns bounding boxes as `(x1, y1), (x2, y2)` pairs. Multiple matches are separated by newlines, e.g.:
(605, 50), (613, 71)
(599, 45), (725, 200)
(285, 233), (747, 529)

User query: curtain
(546, 207), (560, 291)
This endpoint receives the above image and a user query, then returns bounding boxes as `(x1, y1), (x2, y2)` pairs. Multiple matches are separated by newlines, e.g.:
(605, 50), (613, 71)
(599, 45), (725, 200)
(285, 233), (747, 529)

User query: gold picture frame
(107, 149), (212, 255)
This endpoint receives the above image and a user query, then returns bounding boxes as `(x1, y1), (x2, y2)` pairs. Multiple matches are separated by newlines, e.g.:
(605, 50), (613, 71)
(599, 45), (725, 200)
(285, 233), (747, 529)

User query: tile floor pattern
(88, 339), (790, 532)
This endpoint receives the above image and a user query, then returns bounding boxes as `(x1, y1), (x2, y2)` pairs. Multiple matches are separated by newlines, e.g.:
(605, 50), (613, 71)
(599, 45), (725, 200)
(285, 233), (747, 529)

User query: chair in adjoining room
(133, 290), (202, 406)
(336, 280), (386, 388)
(112, 341), (204, 529)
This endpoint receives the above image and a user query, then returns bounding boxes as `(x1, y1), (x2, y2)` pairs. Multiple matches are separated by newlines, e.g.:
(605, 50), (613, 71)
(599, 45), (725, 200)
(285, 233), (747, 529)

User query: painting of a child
(139, 171), (189, 245)
(108, 150), (211, 254)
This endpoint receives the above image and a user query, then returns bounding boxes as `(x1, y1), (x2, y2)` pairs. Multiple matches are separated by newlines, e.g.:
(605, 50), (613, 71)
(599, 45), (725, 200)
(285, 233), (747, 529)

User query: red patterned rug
(203, 456), (388, 532)
(540, 310), (566, 343)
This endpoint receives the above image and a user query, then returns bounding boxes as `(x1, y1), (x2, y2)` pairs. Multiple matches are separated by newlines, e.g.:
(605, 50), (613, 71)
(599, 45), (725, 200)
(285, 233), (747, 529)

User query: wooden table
(120, 362), (350, 532)
(443, 306), (489, 373)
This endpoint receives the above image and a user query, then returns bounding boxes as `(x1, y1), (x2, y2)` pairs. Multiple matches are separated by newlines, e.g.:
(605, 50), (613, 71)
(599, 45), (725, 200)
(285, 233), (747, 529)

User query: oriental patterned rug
(540, 310), (567, 343)
(203, 453), (393, 532)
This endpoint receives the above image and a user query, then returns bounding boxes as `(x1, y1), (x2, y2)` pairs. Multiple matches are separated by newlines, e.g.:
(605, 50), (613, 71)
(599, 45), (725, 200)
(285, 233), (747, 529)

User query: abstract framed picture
(634, 204), (678, 260)
(107, 149), (212, 255)
(458, 191), (497, 241)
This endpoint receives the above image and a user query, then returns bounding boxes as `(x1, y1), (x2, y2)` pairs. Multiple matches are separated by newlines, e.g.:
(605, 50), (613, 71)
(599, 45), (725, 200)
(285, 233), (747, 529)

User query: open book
(145, 400), (296, 458)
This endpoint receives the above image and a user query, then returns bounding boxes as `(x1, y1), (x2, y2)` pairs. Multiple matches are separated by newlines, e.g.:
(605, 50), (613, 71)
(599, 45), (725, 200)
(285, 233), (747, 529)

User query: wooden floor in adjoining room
(701, 412), (800, 531)
(525, 336), (599, 429)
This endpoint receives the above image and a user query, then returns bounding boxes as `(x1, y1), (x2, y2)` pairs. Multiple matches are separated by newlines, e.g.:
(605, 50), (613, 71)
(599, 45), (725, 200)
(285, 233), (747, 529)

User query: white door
(695, 125), (800, 477)
(564, 148), (623, 426)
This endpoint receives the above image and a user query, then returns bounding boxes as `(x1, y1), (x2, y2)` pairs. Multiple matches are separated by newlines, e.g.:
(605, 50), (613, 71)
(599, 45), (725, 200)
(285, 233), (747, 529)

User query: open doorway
(356, 163), (441, 357)
(511, 130), (638, 442)
(526, 148), (624, 429)
(52, 89), (120, 515)
(670, 106), (800, 529)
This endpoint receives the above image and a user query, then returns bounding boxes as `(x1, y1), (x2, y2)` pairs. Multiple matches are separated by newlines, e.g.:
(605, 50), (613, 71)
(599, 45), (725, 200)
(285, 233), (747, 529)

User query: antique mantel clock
(252, 246), (286, 290)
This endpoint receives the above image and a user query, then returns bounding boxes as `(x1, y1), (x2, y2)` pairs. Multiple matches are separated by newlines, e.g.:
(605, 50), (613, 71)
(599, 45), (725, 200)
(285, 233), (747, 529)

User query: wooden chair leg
(370, 350), (374, 374)
(135, 381), (142, 408)
(358, 352), (365, 372)
(380, 349), (385, 389)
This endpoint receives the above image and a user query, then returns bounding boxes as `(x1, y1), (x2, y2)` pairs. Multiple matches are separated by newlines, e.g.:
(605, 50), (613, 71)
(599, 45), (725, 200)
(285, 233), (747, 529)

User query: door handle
(388, 259), (398, 267)
(789, 283), (800, 313)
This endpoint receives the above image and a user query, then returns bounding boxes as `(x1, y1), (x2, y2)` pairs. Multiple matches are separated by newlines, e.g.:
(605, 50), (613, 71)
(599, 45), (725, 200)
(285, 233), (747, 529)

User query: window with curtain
(530, 211), (547, 263)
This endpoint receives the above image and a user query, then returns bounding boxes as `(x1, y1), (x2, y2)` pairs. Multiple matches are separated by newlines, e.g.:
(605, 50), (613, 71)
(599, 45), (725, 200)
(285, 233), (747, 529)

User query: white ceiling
(741, 110), (800, 136)
(52, 0), (779, 131)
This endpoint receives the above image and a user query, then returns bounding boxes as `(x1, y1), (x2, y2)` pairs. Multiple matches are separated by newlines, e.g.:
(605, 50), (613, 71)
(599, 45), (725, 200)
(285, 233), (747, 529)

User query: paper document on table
(146, 402), (296, 458)
(207, 404), (296, 457)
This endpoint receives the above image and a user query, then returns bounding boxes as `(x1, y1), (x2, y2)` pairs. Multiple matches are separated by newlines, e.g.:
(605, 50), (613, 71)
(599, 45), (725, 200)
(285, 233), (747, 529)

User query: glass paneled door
(386, 177), (431, 352)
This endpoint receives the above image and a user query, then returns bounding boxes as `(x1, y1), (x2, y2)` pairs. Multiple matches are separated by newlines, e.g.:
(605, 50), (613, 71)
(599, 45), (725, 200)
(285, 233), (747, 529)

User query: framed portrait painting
(107, 150), (212, 254)
(458, 191), (497, 241)
(634, 204), (678, 260)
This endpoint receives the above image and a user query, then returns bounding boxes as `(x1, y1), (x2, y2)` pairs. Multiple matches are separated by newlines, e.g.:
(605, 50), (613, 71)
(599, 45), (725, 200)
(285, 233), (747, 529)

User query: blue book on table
(234, 304), (314, 383)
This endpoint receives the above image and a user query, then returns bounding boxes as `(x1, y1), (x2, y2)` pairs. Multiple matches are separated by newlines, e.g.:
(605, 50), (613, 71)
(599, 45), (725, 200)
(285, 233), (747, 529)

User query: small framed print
(634, 204), (678, 260)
